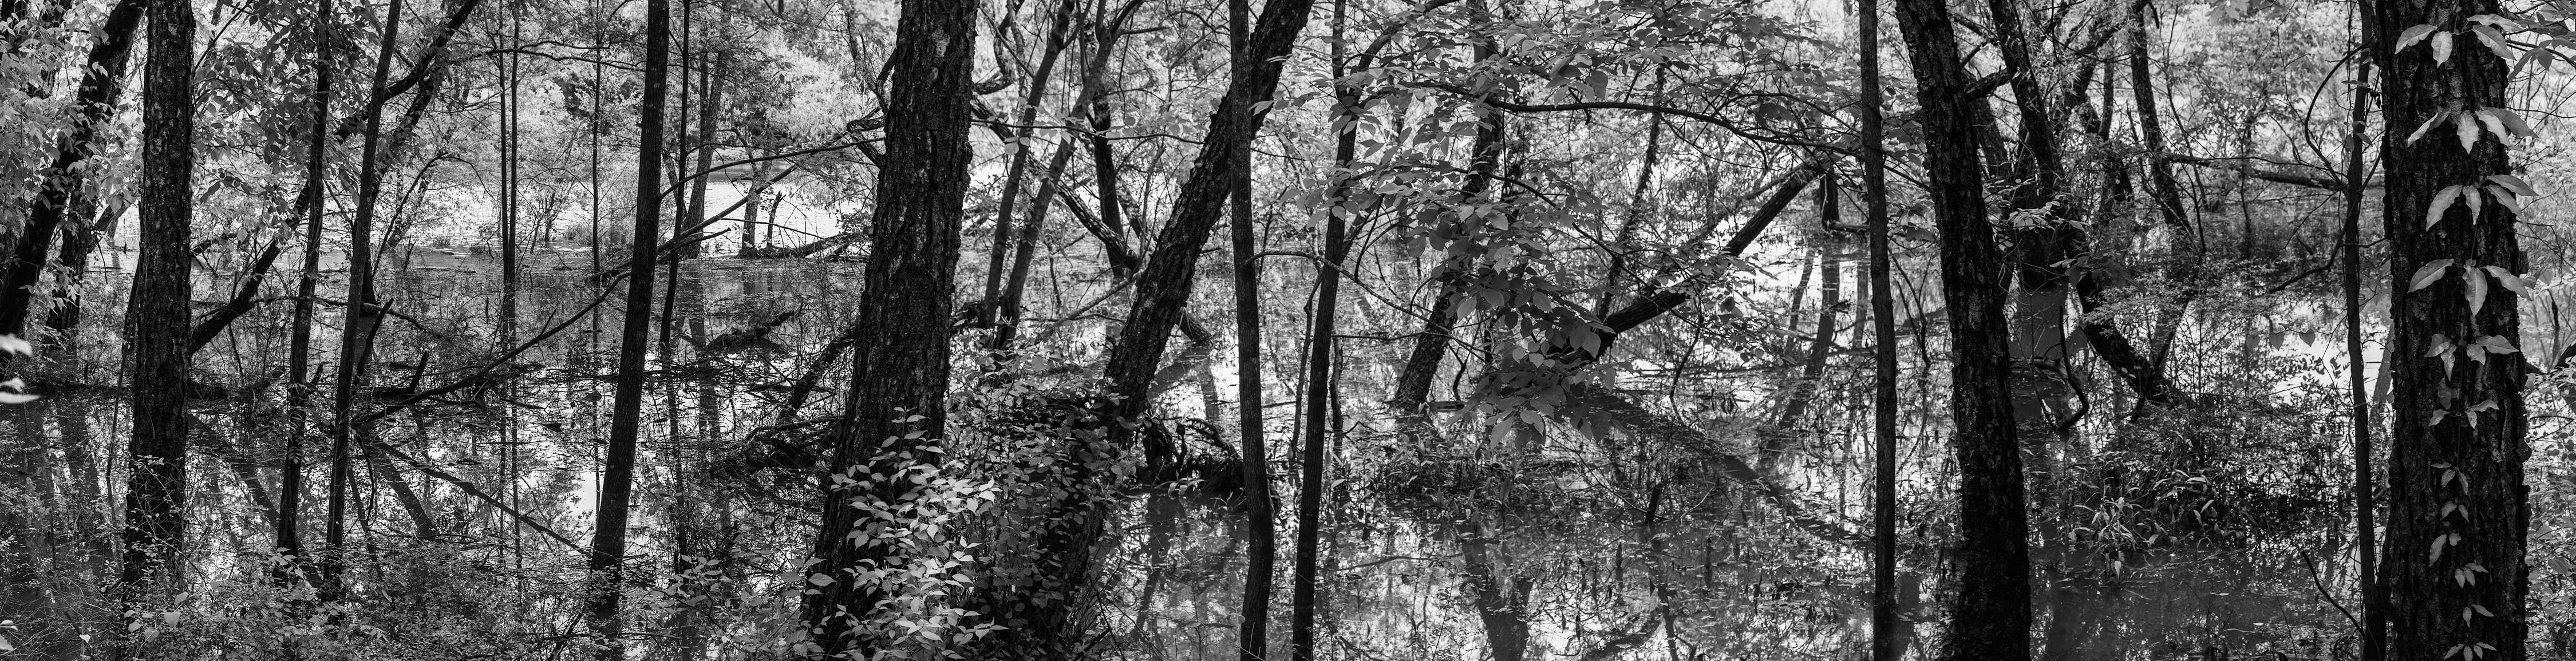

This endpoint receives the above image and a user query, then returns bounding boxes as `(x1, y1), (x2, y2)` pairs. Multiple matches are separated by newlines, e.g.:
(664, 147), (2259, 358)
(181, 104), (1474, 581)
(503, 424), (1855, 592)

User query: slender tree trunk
(498, 6), (520, 349)
(1290, 8), (1356, 659)
(0, 0), (145, 341)
(586, 0), (667, 654)
(2128, 0), (2200, 371)
(323, 0), (406, 601)
(115, 0), (194, 634)
(798, 0), (975, 655)
(1858, 0), (1902, 652)
(981, 0), (1074, 325)
(1224, 0), (1274, 654)
(2370, 0), (2530, 655)
(2342, 53), (2387, 661)
(1890, 0), (2029, 656)
(277, 0), (334, 586)
(1390, 0), (1503, 414)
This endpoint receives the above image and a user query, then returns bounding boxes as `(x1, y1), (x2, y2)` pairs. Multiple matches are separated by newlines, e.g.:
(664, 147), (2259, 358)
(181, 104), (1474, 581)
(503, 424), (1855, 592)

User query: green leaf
(2456, 112), (2483, 151)
(2413, 259), (2456, 291)
(2435, 30), (2456, 64)
(2477, 335), (2521, 354)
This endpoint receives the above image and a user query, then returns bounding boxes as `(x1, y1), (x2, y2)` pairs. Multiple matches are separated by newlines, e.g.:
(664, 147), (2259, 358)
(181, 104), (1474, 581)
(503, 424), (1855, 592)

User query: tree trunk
(980, 0), (1075, 326)
(2370, 0), (2530, 655)
(323, 0), (406, 601)
(1097, 0), (1315, 458)
(797, 0), (975, 655)
(0, 0), (144, 341)
(115, 0), (193, 626)
(1890, 0), (2030, 657)
(1857, 0), (1902, 651)
(277, 0), (333, 585)
(2341, 54), (2387, 661)
(583, 0), (669, 655)
(1224, 0), (1275, 655)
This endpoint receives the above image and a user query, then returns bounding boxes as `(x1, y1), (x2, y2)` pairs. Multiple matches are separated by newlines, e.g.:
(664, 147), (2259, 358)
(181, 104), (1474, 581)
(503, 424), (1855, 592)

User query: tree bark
(797, 0), (975, 655)
(1890, 0), (2030, 656)
(1096, 0), (1315, 457)
(1857, 0), (1903, 651)
(1224, 0), (1275, 656)
(322, 0), (405, 601)
(2342, 54), (2387, 661)
(2370, 0), (2530, 655)
(0, 0), (145, 341)
(114, 0), (193, 626)
(276, 0), (333, 585)
(583, 0), (669, 655)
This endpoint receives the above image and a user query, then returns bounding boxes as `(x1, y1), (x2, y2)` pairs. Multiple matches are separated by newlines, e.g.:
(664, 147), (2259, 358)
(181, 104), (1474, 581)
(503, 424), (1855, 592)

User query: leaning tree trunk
(2370, 0), (2531, 656)
(797, 0), (976, 655)
(1890, 0), (2029, 658)
(1097, 0), (1315, 457)
(0, 0), (144, 342)
(583, 0), (669, 655)
(114, 0), (194, 632)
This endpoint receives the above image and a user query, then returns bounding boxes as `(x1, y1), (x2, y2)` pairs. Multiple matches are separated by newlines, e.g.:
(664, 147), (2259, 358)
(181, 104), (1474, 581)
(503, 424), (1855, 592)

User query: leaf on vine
(2435, 30), (2456, 64)
(2456, 112), (2482, 151)
(2476, 335), (2521, 354)
(2486, 173), (2537, 196)
(2473, 25), (2514, 61)
(2483, 108), (2538, 138)
(2465, 183), (2485, 220)
(2407, 112), (2448, 145)
(2488, 185), (2525, 214)
(2514, 44), (2558, 73)
(2467, 267), (2490, 314)
(2397, 23), (2440, 52)
(2429, 185), (2464, 227)
(2482, 266), (2530, 294)
(2412, 259), (2455, 291)
(2474, 109), (2511, 142)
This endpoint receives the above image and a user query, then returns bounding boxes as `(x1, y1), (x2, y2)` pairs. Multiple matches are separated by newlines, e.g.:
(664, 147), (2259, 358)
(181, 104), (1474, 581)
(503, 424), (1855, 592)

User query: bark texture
(116, 0), (194, 611)
(798, 0), (977, 655)
(1890, 0), (2030, 656)
(2371, 0), (2530, 655)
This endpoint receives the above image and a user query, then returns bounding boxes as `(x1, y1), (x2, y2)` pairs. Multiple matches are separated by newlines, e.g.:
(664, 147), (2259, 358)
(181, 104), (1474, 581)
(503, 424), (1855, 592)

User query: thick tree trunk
(1890, 0), (2030, 657)
(2370, 0), (2530, 655)
(797, 0), (975, 655)
(115, 0), (193, 627)
(583, 0), (669, 656)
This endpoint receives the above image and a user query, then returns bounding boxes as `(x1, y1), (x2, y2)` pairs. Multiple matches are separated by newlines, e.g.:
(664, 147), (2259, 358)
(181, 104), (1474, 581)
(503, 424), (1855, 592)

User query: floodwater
(0, 243), (2404, 659)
